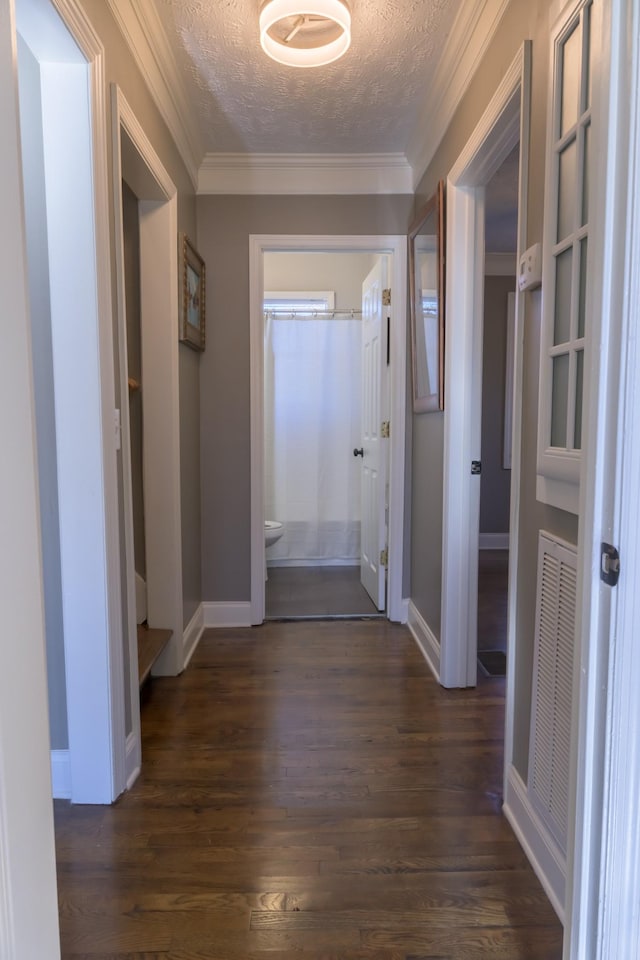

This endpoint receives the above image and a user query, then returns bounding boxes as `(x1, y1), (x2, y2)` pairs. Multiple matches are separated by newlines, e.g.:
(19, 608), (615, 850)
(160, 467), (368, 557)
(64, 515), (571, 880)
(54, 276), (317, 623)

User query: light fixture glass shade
(260, 0), (351, 68)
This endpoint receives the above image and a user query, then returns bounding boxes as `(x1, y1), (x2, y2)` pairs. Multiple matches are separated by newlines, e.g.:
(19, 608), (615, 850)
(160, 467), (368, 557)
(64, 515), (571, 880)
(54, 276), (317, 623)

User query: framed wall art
(179, 232), (206, 351)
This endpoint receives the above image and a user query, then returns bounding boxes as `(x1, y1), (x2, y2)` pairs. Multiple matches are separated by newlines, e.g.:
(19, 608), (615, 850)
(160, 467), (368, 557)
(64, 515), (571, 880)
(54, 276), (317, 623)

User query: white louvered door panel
(528, 531), (577, 854)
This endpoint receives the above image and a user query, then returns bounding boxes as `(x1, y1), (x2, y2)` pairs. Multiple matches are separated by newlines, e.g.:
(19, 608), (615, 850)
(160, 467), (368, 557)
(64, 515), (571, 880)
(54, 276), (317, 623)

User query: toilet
(265, 520), (284, 548)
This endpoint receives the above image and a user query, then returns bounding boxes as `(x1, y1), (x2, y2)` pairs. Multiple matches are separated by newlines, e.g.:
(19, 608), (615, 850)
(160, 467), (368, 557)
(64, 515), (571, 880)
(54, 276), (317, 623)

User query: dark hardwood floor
(266, 565), (382, 618)
(54, 619), (562, 959)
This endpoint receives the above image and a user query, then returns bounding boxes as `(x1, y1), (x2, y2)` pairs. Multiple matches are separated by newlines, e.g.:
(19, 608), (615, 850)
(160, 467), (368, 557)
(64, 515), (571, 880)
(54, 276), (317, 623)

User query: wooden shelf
(137, 624), (172, 687)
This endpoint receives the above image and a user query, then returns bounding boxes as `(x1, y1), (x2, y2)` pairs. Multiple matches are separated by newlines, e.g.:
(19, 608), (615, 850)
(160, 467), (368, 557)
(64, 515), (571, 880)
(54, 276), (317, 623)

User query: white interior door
(359, 256), (389, 609)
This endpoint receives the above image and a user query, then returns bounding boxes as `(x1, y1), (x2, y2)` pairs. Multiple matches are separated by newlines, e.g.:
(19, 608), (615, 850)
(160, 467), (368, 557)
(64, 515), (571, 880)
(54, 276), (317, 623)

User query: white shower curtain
(264, 314), (362, 564)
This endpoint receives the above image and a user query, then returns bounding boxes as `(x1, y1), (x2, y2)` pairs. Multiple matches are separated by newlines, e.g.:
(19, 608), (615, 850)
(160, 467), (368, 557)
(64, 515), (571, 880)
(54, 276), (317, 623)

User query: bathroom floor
(265, 565), (383, 619)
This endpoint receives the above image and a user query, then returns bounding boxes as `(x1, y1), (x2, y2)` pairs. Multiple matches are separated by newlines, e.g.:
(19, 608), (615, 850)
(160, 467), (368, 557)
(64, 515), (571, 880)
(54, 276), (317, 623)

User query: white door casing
(360, 257), (389, 609)
(111, 84), (183, 790)
(0, 0), (61, 952)
(564, 1), (640, 956)
(442, 46), (530, 693)
(16, 0), (126, 804)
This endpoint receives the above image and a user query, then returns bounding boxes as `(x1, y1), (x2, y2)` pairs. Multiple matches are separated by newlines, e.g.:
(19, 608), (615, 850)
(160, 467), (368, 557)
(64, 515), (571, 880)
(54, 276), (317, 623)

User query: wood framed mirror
(408, 180), (445, 412)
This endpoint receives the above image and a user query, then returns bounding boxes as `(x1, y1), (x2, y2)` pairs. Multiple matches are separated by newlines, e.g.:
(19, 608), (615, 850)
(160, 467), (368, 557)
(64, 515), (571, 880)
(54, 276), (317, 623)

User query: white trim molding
(407, 601), (440, 683)
(18, 0), (128, 804)
(125, 732), (140, 791)
(105, 0), (202, 188)
(50, 751), (71, 800)
(564, 3), (640, 957)
(441, 43), (530, 693)
(203, 602), (253, 628)
(1, 1), (61, 951)
(504, 766), (565, 922)
(198, 153), (414, 195)
(183, 604), (205, 667)
(399, 598), (410, 624)
(406, 0), (511, 185)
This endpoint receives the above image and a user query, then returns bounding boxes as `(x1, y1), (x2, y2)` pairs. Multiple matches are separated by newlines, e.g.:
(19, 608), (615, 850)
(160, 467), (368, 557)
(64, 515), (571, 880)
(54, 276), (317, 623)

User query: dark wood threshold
(137, 624), (172, 687)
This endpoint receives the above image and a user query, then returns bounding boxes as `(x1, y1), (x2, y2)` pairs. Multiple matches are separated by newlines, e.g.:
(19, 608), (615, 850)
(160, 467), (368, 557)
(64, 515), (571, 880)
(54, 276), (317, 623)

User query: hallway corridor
(54, 620), (562, 958)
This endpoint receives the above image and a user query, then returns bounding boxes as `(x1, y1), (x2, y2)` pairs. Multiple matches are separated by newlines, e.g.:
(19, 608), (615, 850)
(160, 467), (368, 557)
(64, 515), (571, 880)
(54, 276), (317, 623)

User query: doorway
(250, 235), (408, 625)
(476, 146), (520, 680)
(111, 86), (185, 788)
(262, 251), (387, 619)
(440, 45), (530, 697)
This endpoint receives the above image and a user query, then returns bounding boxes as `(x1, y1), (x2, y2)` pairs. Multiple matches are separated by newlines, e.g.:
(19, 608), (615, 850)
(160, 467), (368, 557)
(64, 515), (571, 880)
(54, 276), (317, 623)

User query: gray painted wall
(180, 343), (202, 627)
(196, 195), (413, 602)
(17, 38), (68, 750)
(480, 275), (514, 535)
(264, 251), (376, 306)
(411, 0), (579, 777)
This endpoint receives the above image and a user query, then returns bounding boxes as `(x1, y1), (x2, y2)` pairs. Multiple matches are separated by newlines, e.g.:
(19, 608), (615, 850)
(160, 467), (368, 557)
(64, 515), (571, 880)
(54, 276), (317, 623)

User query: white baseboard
(399, 597), (409, 624)
(183, 603), (205, 667)
(479, 532), (510, 550)
(407, 600), (440, 682)
(267, 558), (360, 567)
(202, 601), (252, 628)
(125, 732), (140, 791)
(503, 765), (566, 923)
(50, 749), (71, 799)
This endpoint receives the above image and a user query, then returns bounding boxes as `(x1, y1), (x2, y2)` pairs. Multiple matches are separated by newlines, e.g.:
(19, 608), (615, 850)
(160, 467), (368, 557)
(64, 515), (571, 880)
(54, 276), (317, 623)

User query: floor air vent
(528, 531), (577, 855)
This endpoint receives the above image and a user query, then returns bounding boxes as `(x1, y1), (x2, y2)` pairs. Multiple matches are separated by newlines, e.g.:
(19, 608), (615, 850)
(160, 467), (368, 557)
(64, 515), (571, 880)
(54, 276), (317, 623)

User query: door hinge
(382, 288), (391, 306)
(471, 460), (481, 475)
(380, 548), (388, 568)
(381, 420), (390, 438)
(600, 542), (620, 587)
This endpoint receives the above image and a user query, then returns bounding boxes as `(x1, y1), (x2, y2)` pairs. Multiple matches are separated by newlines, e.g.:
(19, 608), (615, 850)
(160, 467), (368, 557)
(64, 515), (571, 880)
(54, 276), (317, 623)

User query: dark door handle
(353, 447), (364, 457)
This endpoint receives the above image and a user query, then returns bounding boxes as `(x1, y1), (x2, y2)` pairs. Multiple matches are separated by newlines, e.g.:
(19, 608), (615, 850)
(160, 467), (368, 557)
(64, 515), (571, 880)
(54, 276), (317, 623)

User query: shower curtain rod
(263, 308), (363, 319)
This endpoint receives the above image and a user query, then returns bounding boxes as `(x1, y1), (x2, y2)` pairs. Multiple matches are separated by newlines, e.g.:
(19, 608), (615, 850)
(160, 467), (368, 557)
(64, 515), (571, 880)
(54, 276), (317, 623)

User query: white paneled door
(359, 257), (389, 609)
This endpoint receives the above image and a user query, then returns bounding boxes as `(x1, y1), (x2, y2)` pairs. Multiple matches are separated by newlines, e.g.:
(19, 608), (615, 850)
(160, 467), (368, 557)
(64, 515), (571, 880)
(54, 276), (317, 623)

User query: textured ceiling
(155, 0), (462, 154)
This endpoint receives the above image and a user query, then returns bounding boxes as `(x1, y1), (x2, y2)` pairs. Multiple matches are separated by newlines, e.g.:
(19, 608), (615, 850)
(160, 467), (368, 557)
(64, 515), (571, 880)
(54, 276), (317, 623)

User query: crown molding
(105, 0), (203, 190)
(197, 152), (414, 195)
(406, 0), (511, 188)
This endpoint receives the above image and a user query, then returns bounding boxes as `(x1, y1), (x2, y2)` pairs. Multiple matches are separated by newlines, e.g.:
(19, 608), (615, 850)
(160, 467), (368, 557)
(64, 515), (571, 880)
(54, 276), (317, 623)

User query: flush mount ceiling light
(260, 0), (351, 68)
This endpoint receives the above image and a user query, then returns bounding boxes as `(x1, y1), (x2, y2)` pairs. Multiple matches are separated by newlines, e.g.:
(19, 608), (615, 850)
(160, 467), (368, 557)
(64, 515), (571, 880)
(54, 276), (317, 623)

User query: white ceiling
(107, 0), (511, 192)
(154, 0), (462, 155)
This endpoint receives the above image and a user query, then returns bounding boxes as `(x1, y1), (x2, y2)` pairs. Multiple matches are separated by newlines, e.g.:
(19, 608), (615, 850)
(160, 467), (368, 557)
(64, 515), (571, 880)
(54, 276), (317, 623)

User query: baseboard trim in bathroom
(202, 601), (253, 628)
(265, 613), (386, 622)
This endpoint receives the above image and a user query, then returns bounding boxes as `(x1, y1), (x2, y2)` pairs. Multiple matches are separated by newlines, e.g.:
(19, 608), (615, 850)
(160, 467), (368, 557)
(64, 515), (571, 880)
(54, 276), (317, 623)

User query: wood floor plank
(55, 620), (562, 959)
